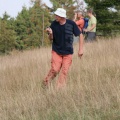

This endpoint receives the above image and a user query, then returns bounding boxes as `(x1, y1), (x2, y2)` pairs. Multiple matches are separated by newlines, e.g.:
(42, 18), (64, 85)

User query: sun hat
(54, 8), (67, 18)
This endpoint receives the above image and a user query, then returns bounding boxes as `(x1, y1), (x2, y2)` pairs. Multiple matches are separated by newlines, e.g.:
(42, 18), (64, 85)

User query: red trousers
(44, 51), (72, 88)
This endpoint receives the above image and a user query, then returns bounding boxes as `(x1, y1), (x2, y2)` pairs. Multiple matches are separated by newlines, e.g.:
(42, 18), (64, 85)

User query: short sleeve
(76, 20), (81, 26)
(73, 21), (81, 36)
(75, 19), (84, 26)
(50, 21), (54, 30)
(91, 17), (97, 24)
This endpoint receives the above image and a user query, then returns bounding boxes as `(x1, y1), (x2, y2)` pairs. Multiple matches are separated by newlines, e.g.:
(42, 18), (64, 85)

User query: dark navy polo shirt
(50, 19), (81, 55)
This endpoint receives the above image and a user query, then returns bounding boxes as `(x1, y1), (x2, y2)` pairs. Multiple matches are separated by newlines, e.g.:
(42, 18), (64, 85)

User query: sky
(0, 0), (52, 18)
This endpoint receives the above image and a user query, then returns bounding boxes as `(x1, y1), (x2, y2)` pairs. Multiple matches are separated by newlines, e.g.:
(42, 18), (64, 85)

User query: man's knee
(51, 68), (60, 75)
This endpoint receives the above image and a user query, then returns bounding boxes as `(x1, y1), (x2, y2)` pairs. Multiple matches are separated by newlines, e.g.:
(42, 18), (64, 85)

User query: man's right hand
(46, 27), (53, 35)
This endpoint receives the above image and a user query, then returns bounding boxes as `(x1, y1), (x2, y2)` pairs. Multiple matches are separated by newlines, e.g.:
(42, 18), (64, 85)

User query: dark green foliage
(0, 13), (16, 54)
(14, 2), (51, 50)
(85, 0), (120, 36)
(0, 1), (52, 54)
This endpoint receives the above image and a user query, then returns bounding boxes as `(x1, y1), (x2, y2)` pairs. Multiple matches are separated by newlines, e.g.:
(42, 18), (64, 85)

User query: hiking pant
(86, 32), (96, 42)
(44, 51), (72, 88)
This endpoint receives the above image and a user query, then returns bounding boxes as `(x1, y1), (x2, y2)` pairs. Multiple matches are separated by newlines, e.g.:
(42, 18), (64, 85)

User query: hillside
(0, 38), (120, 120)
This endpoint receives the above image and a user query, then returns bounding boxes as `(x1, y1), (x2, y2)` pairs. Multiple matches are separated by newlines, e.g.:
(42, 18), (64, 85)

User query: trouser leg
(56, 54), (72, 88)
(44, 51), (62, 85)
(86, 32), (96, 42)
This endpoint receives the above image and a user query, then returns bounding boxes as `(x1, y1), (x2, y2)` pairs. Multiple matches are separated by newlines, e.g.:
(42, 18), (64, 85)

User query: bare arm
(84, 24), (96, 32)
(78, 33), (84, 59)
(88, 24), (96, 31)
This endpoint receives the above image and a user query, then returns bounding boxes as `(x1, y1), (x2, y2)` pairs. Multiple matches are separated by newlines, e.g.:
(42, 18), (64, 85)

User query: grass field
(0, 38), (120, 120)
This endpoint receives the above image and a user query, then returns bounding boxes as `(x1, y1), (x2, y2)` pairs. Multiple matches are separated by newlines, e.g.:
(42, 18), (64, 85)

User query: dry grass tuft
(0, 38), (120, 120)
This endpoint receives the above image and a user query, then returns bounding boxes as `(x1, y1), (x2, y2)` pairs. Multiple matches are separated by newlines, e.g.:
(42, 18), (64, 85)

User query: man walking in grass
(44, 8), (83, 89)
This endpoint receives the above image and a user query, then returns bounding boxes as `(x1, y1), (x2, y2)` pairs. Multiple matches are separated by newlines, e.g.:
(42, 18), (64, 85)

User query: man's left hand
(78, 50), (83, 59)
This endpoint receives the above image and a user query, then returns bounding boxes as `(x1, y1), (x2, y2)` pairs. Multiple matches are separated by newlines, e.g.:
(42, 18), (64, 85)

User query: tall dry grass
(0, 38), (120, 120)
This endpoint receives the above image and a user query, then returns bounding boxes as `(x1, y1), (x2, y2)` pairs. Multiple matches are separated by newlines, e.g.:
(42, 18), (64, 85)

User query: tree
(29, 1), (51, 47)
(15, 6), (33, 50)
(14, 1), (52, 50)
(0, 13), (16, 54)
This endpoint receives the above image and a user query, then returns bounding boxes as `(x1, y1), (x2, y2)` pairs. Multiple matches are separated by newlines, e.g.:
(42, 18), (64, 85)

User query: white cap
(54, 8), (67, 18)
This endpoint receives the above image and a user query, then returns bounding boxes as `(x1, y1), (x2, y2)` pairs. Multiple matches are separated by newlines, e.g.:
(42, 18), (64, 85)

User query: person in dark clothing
(44, 8), (84, 89)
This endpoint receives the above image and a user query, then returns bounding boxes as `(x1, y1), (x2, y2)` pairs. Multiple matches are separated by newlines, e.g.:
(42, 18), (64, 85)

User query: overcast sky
(0, 0), (52, 18)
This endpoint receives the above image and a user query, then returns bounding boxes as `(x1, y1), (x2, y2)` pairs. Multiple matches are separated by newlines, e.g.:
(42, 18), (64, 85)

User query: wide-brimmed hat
(54, 8), (66, 18)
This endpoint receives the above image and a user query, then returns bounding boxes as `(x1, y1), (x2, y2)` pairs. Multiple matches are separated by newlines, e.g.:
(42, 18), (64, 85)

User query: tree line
(0, 0), (120, 54)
